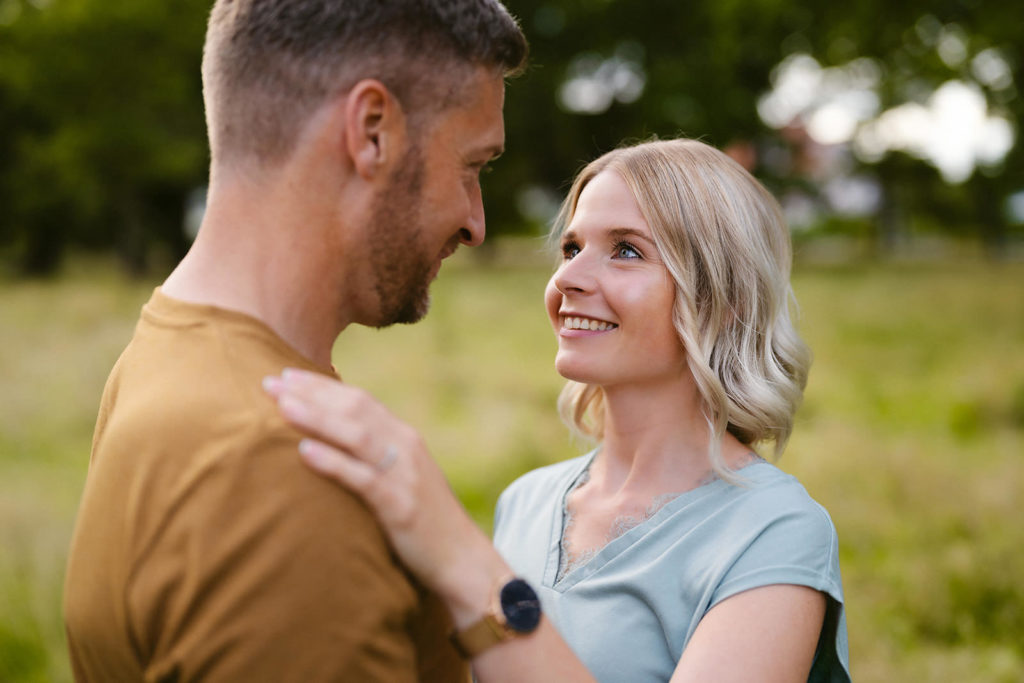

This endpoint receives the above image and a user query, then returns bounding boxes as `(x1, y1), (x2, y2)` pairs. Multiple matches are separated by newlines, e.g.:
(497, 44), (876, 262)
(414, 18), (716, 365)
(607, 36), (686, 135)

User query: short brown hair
(202, 0), (527, 164)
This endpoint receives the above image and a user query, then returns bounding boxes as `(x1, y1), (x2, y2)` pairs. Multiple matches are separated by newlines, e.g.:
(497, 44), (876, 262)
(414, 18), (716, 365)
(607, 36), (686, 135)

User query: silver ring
(377, 444), (399, 472)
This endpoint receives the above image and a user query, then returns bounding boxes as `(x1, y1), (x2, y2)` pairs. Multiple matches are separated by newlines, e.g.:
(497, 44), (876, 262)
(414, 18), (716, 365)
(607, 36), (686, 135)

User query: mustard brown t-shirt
(64, 289), (467, 682)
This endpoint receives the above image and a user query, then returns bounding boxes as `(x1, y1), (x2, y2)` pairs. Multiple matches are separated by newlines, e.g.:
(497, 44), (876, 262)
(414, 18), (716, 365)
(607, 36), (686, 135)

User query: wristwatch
(450, 577), (542, 658)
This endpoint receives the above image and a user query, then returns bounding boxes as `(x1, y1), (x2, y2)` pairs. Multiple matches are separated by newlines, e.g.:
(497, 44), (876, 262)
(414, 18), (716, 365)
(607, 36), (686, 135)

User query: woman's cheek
(544, 276), (562, 332)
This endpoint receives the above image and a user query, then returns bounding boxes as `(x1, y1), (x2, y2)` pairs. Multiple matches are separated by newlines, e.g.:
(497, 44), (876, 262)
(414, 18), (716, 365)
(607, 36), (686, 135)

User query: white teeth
(563, 316), (616, 331)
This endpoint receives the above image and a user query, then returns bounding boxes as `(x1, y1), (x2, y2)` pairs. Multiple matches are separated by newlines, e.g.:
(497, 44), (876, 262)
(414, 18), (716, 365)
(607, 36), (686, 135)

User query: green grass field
(2, 249), (1022, 682)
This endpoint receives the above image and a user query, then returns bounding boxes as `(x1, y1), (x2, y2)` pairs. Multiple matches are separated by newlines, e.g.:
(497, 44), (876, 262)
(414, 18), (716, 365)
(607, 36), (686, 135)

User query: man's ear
(343, 79), (407, 180)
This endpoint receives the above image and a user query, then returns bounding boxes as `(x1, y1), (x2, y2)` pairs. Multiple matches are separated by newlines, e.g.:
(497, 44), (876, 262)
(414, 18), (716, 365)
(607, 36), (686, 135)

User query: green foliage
(2, 253), (1022, 681)
(2, 0), (1023, 274)
(490, 0), (1024, 246)
(0, 0), (210, 273)
(488, 0), (809, 233)
(784, 260), (1024, 679)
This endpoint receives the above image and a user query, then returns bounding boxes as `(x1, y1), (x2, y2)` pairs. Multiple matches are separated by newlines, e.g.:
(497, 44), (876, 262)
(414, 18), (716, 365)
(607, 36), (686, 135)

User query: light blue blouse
(493, 453), (850, 682)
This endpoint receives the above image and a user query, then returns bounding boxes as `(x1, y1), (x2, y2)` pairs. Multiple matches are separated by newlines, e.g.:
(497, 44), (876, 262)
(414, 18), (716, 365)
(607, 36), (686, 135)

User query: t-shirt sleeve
(124, 429), (434, 682)
(708, 488), (850, 682)
(710, 499), (843, 608)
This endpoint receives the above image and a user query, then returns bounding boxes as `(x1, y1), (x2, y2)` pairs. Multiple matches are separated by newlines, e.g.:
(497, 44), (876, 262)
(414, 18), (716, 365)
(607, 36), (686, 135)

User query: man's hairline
(210, 62), (509, 172)
(403, 61), (509, 132)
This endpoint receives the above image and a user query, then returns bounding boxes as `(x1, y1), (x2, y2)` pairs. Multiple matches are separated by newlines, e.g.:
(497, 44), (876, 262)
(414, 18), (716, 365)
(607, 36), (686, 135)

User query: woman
(264, 139), (850, 682)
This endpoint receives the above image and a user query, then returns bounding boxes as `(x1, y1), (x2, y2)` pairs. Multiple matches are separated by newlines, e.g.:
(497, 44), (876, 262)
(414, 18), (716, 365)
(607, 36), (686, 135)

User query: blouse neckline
(548, 451), (769, 591)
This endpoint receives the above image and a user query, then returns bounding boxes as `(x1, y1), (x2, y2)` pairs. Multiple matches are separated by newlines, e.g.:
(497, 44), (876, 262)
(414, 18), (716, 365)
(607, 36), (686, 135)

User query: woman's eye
(615, 242), (641, 259)
(561, 242), (581, 259)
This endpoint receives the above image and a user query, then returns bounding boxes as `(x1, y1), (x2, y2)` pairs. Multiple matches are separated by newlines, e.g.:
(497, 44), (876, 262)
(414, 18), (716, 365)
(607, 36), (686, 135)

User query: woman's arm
(264, 369), (827, 683)
(671, 584), (826, 683)
(263, 369), (595, 683)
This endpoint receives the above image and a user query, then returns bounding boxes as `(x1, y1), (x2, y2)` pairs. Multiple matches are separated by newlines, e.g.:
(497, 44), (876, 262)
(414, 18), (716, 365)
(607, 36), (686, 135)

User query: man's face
(365, 144), (430, 325)
(365, 68), (506, 327)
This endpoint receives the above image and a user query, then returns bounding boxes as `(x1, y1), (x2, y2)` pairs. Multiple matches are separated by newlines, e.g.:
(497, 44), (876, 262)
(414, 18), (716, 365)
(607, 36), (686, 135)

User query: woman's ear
(342, 79), (408, 180)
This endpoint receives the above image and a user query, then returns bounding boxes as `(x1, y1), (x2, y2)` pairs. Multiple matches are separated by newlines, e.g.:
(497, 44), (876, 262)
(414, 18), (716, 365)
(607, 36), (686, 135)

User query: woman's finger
(298, 438), (378, 491)
(264, 370), (384, 459)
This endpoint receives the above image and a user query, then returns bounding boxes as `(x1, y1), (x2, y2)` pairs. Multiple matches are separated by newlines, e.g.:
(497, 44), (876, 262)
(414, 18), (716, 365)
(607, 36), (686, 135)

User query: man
(63, 1), (526, 680)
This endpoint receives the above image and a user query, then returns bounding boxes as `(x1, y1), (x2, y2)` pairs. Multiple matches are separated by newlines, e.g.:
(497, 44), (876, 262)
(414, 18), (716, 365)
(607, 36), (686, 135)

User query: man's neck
(162, 179), (352, 369)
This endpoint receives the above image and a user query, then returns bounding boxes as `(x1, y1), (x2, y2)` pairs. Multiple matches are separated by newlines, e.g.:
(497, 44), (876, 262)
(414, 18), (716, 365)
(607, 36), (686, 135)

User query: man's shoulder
(122, 288), (329, 395)
(93, 344), (299, 491)
(88, 299), (371, 567)
(70, 343), (418, 682)
(95, 290), (330, 474)
(119, 424), (444, 683)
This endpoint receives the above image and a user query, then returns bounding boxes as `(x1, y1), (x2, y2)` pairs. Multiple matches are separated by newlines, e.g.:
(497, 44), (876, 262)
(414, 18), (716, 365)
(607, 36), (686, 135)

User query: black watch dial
(500, 578), (542, 633)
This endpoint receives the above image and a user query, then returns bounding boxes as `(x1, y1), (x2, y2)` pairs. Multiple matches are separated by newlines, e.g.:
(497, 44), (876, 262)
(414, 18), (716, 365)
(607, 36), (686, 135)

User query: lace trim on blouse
(556, 454), (765, 582)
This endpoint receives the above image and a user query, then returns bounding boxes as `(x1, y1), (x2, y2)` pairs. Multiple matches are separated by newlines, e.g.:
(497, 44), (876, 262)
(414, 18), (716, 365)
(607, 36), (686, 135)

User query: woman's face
(544, 170), (687, 389)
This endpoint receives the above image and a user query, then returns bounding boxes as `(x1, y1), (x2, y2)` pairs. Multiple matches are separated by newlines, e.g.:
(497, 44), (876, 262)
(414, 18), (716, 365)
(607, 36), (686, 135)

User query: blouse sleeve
(710, 499), (843, 608)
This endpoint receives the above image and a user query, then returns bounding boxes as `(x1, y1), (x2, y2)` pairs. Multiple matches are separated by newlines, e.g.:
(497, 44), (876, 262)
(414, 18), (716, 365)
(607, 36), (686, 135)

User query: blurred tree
(488, 0), (814, 238)
(0, 0), (1020, 274)
(789, 0), (1024, 253)
(0, 0), (209, 275)
(489, 0), (1023, 253)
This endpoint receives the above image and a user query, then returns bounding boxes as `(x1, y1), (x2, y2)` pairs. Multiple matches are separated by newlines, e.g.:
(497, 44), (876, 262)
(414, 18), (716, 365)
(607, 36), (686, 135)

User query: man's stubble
(367, 144), (441, 327)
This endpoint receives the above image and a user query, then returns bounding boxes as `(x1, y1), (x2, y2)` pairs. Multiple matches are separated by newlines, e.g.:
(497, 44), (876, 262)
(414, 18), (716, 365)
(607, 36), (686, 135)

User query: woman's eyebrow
(607, 227), (656, 245)
(561, 227), (656, 245)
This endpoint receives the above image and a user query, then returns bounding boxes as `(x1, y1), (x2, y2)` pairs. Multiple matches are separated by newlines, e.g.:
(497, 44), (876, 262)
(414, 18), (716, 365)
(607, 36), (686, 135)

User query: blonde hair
(553, 138), (811, 481)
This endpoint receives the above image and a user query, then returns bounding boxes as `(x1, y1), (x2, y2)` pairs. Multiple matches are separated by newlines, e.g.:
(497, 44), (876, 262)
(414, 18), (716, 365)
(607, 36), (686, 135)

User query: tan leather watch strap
(451, 574), (544, 659)
(450, 612), (511, 659)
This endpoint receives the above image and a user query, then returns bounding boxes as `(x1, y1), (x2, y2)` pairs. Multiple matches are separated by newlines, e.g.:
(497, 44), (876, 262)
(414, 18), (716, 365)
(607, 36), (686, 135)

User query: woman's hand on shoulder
(262, 368), (505, 617)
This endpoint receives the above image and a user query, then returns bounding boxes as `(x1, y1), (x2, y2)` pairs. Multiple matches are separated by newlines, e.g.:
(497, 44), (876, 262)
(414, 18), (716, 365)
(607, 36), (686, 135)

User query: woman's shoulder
(498, 452), (593, 507)
(737, 461), (831, 509)
(709, 463), (845, 604)
(721, 462), (839, 545)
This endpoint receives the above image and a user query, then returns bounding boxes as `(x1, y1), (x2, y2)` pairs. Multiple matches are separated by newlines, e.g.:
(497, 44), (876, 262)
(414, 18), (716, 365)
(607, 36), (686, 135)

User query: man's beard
(367, 144), (437, 327)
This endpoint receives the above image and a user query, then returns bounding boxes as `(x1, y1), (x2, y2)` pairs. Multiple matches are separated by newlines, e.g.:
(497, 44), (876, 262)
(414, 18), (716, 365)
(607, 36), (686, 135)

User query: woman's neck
(559, 375), (759, 575)
(591, 375), (751, 498)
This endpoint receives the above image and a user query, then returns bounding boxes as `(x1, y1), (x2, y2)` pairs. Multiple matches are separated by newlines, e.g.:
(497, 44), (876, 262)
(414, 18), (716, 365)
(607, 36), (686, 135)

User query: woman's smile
(559, 314), (619, 334)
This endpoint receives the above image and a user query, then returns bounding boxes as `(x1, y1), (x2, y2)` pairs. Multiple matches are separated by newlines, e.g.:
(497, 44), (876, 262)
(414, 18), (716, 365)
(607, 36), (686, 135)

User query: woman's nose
(553, 251), (595, 295)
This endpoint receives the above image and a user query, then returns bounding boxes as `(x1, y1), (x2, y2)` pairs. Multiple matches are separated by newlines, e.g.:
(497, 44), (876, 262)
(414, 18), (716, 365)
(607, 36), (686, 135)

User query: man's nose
(459, 184), (486, 247)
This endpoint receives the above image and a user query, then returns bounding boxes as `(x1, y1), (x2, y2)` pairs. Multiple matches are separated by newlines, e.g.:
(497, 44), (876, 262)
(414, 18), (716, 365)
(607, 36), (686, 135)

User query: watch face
(500, 578), (542, 633)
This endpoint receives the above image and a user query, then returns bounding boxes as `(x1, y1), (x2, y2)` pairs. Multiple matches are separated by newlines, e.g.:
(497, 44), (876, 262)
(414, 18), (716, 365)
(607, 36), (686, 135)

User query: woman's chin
(554, 359), (602, 385)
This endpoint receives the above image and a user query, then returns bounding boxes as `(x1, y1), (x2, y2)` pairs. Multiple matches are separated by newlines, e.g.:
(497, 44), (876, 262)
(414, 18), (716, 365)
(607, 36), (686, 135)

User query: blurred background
(1, 0), (1022, 681)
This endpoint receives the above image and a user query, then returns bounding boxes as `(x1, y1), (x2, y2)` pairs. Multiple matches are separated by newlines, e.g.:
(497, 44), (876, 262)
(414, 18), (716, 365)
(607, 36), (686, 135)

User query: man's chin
(396, 296), (430, 326)
(374, 291), (431, 328)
